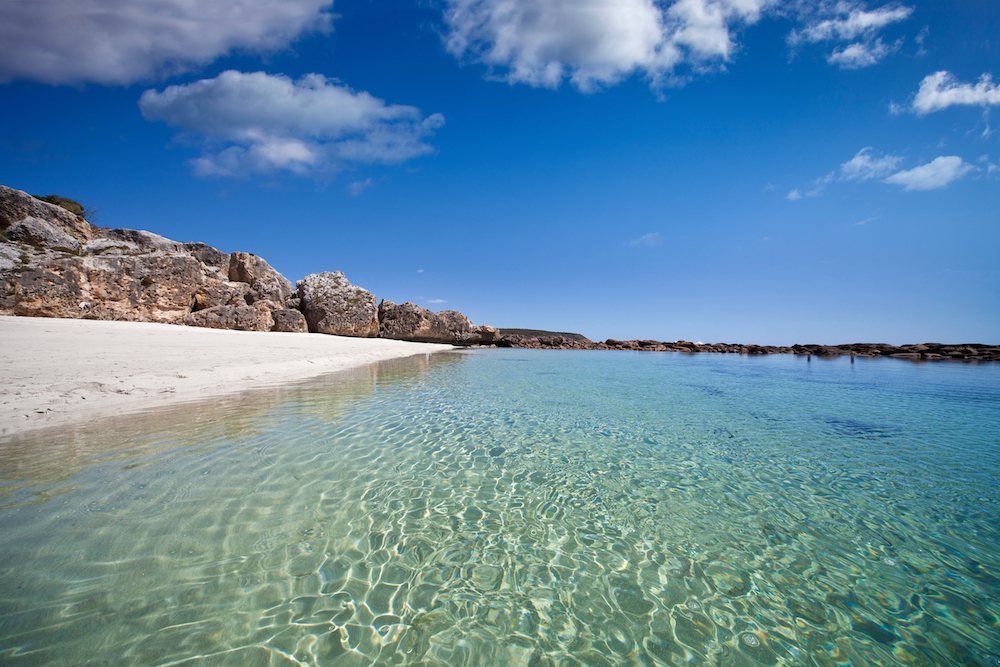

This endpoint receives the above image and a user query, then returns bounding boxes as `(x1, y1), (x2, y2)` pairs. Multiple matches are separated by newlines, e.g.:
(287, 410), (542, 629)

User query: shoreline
(0, 316), (454, 438)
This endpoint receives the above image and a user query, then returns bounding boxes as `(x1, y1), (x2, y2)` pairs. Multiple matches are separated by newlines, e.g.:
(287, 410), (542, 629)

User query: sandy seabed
(0, 316), (454, 437)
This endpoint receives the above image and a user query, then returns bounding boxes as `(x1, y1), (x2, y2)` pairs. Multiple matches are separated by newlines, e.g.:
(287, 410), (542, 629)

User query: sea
(1, 349), (998, 667)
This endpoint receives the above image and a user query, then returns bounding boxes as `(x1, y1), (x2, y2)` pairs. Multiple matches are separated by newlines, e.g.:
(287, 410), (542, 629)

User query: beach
(0, 316), (454, 437)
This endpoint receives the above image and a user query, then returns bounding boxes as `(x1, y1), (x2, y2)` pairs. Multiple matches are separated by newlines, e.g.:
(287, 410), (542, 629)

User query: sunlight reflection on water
(1, 350), (998, 666)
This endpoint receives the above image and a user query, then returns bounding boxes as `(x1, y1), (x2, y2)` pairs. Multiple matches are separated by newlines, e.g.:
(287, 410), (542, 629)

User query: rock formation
(378, 300), (453, 343)
(298, 271), (379, 337)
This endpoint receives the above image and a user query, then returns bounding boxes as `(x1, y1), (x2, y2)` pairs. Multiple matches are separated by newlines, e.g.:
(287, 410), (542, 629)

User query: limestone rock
(7, 216), (82, 252)
(100, 228), (182, 253)
(11, 255), (209, 322)
(299, 271), (379, 337)
(185, 242), (230, 271)
(0, 185), (92, 243)
(229, 252), (294, 304)
(183, 302), (275, 332)
(378, 299), (453, 343)
(471, 324), (500, 345)
(192, 281), (251, 312)
(271, 308), (308, 333)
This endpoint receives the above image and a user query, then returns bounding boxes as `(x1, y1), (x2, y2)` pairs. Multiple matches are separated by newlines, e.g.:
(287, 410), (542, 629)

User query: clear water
(1, 350), (999, 667)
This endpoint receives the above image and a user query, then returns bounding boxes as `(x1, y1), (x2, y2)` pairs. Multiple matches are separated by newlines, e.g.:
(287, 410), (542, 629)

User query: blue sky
(1, 0), (997, 345)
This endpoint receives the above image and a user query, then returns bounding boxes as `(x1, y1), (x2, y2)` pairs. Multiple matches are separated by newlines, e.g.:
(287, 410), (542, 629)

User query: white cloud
(348, 178), (374, 196)
(840, 147), (902, 181)
(426, 299), (447, 304)
(789, 3), (911, 69)
(806, 171), (835, 196)
(854, 216), (877, 225)
(139, 71), (445, 178)
(884, 156), (974, 191)
(0, 0), (334, 85)
(911, 71), (1000, 115)
(786, 189), (802, 200)
(827, 38), (897, 69)
(441, 0), (770, 91)
(624, 232), (663, 247)
(793, 5), (912, 42)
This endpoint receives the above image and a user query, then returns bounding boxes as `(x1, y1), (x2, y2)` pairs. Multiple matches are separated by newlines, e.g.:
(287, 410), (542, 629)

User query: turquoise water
(1, 350), (999, 667)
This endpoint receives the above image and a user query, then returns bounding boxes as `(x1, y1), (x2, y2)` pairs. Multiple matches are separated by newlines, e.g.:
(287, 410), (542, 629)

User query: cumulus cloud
(840, 147), (902, 181)
(139, 71), (445, 178)
(789, 3), (911, 69)
(786, 189), (802, 200)
(441, 0), (771, 91)
(911, 71), (1000, 115)
(624, 232), (664, 247)
(884, 156), (973, 191)
(0, 0), (334, 85)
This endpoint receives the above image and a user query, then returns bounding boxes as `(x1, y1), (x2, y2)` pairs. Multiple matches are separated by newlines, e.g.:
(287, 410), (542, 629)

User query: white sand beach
(0, 316), (455, 437)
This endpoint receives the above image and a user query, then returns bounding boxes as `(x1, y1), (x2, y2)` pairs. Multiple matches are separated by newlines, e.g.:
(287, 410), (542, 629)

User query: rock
(0, 185), (92, 243)
(378, 299), (453, 343)
(271, 308), (308, 333)
(191, 281), (251, 311)
(438, 310), (472, 336)
(7, 217), (81, 252)
(11, 255), (210, 322)
(100, 228), (182, 253)
(228, 252), (294, 304)
(470, 324), (500, 345)
(184, 242), (230, 270)
(299, 271), (379, 337)
(183, 302), (275, 332)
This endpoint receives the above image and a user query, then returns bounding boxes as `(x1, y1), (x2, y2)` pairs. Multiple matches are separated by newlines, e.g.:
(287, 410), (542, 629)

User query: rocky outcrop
(299, 271), (379, 337)
(228, 252), (294, 304)
(183, 302), (275, 332)
(378, 300), (453, 343)
(0, 185), (301, 333)
(7, 216), (82, 252)
(497, 331), (1000, 361)
(271, 308), (308, 333)
(497, 329), (594, 349)
(1, 185), (91, 243)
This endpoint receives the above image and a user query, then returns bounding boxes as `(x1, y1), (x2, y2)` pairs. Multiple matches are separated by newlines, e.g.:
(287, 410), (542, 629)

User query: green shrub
(35, 195), (85, 216)
(141, 276), (154, 286)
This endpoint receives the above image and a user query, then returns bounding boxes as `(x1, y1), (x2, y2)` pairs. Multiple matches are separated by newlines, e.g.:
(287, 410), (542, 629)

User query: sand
(0, 316), (455, 437)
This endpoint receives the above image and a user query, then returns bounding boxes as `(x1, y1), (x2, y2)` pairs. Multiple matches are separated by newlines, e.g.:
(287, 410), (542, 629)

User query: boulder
(191, 281), (251, 311)
(299, 271), (379, 337)
(271, 308), (308, 333)
(183, 302), (275, 332)
(378, 299), (453, 343)
(228, 252), (294, 304)
(7, 217), (82, 252)
(0, 184), (92, 243)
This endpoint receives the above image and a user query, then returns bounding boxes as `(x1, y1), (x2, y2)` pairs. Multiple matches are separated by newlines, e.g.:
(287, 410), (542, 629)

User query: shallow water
(1, 350), (999, 667)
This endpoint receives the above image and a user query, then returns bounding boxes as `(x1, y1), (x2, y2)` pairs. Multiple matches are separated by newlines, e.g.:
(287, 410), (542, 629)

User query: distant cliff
(0, 184), (497, 345)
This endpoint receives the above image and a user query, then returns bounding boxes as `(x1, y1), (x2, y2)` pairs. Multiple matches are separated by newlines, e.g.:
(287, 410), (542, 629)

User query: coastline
(0, 316), (454, 438)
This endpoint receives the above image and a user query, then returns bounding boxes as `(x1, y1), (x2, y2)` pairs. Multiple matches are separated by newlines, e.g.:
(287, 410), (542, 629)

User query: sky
(0, 0), (997, 345)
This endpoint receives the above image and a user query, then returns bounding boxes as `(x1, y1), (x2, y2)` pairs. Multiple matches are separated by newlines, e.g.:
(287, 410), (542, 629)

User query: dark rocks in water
(497, 329), (594, 349)
(488, 446), (505, 457)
